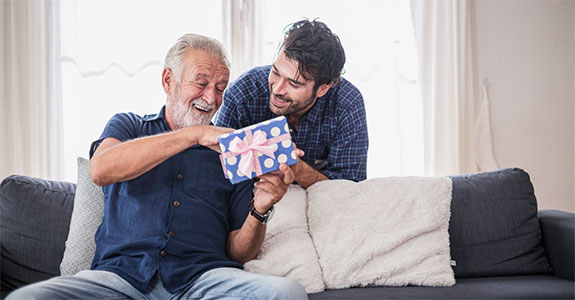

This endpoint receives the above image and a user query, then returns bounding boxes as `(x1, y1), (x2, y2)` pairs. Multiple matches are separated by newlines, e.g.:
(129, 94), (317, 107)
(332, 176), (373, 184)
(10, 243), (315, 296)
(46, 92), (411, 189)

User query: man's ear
(315, 82), (333, 98)
(162, 68), (174, 94)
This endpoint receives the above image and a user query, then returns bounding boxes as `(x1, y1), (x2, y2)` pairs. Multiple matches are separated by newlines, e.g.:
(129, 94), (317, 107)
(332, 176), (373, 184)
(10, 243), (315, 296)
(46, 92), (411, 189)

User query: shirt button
(168, 232), (175, 238)
(173, 200), (180, 207)
(160, 250), (167, 257)
(177, 174), (183, 181)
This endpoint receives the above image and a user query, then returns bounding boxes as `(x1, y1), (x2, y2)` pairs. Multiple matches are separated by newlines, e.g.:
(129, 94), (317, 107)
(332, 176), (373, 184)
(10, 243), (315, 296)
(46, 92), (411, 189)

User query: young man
(215, 19), (369, 188)
(7, 34), (307, 300)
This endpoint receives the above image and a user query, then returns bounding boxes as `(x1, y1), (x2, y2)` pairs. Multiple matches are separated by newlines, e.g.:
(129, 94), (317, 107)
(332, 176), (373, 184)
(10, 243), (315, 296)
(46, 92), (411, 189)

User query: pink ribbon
(228, 130), (276, 177)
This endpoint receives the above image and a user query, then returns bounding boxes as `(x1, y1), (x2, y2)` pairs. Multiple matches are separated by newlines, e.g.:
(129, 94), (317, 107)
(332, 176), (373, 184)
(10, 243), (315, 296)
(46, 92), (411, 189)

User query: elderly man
(7, 34), (307, 300)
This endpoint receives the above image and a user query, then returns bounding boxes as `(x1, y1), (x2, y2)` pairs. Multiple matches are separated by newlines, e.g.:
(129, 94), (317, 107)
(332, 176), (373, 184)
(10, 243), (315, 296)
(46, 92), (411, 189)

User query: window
(60, 0), (422, 181)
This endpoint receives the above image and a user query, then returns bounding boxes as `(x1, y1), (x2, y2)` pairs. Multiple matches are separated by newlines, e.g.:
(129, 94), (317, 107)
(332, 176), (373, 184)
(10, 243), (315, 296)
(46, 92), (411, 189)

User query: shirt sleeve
(214, 87), (244, 130)
(227, 179), (254, 231)
(89, 112), (141, 158)
(323, 94), (369, 182)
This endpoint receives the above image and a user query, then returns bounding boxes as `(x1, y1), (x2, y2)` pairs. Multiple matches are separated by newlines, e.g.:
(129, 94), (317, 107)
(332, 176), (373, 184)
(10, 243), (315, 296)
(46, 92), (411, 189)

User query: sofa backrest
(0, 175), (76, 298)
(449, 168), (552, 278)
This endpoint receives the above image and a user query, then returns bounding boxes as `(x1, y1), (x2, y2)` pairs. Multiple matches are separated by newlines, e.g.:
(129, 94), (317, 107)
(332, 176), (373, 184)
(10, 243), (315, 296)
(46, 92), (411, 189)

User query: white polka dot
(227, 170), (233, 179)
(220, 133), (229, 139)
(278, 154), (287, 163)
(263, 120), (271, 125)
(234, 129), (243, 134)
(227, 156), (237, 165)
(248, 125), (257, 130)
(275, 116), (284, 121)
(243, 136), (249, 144)
(272, 143), (278, 151)
(291, 150), (297, 160)
(264, 158), (274, 168)
(284, 123), (289, 133)
(237, 169), (244, 177)
(257, 152), (263, 157)
(258, 130), (267, 138)
(281, 139), (291, 148)
(270, 127), (281, 137)
(220, 144), (226, 152)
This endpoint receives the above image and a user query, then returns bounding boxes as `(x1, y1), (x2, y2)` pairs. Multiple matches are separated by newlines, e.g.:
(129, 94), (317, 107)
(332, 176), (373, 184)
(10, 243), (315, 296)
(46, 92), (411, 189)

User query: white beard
(169, 87), (216, 129)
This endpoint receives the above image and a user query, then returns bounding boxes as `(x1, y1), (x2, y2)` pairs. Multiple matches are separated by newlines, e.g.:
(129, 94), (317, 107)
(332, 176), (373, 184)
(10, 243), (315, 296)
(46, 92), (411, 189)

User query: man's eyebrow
(194, 73), (210, 79)
(272, 64), (305, 86)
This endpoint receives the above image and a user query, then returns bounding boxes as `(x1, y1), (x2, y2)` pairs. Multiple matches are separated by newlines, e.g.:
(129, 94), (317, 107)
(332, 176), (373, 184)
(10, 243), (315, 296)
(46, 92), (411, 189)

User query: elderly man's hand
(191, 125), (234, 153)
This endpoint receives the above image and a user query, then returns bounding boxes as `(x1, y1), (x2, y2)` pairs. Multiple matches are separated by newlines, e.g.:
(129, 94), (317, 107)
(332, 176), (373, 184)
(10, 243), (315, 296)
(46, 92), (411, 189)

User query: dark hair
(281, 19), (346, 91)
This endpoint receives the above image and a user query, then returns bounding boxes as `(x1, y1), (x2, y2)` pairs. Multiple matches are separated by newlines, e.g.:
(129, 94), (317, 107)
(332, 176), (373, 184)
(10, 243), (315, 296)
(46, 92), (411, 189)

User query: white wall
(471, 0), (574, 212)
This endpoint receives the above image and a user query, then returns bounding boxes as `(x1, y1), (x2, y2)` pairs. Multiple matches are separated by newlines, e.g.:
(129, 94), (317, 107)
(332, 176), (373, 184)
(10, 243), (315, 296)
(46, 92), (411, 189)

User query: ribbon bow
(228, 130), (275, 177)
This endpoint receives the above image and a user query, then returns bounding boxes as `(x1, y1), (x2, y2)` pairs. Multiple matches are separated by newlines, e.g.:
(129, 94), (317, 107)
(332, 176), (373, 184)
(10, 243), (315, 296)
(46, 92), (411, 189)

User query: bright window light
(60, 0), (422, 182)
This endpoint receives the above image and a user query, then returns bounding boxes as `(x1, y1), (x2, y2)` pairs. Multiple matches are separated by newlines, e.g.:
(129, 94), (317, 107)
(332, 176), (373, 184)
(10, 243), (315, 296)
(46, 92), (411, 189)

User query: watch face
(250, 199), (275, 224)
(263, 206), (275, 224)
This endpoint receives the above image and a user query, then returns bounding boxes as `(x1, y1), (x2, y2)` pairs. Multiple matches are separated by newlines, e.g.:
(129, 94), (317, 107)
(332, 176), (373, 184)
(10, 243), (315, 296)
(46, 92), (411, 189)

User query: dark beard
(269, 91), (317, 116)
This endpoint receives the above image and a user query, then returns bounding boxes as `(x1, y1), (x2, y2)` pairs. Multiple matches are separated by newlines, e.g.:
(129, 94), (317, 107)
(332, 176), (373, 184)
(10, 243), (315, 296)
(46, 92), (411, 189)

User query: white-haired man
(7, 34), (307, 300)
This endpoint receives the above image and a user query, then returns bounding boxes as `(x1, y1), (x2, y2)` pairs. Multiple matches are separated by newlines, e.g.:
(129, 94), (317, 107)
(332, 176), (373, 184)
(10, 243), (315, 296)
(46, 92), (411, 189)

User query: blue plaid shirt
(215, 65), (368, 182)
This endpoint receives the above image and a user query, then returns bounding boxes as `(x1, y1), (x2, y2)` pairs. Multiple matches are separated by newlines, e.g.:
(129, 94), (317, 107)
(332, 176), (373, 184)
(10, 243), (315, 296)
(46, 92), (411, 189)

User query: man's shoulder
(225, 66), (271, 105)
(323, 77), (364, 112)
(333, 77), (363, 100)
(229, 66), (271, 90)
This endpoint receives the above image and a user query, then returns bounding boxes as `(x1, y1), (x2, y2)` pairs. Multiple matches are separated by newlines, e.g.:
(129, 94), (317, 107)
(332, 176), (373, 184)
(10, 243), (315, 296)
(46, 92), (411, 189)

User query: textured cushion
(0, 175), (75, 297)
(59, 157), (104, 275)
(307, 177), (455, 289)
(244, 185), (325, 293)
(449, 168), (552, 278)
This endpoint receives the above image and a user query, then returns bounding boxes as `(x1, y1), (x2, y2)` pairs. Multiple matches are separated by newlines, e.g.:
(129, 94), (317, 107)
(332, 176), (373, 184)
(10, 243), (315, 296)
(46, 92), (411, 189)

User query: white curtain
(411, 0), (498, 176)
(222, 0), (263, 80)
(1, 0), (63, 181)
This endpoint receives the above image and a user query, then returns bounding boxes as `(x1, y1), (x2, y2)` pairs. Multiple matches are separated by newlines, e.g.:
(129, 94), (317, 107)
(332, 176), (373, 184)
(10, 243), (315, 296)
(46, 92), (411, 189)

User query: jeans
(6, 268), (308, 300)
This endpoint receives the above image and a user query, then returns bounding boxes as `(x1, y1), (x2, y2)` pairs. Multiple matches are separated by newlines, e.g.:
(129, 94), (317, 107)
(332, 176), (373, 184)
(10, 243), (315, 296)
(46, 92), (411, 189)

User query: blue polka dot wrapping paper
(218, 116), (298, 184)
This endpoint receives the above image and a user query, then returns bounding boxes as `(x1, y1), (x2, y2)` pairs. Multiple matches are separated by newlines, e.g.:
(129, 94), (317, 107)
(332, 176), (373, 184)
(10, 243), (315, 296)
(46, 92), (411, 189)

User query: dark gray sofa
(1, 168), (574, 299)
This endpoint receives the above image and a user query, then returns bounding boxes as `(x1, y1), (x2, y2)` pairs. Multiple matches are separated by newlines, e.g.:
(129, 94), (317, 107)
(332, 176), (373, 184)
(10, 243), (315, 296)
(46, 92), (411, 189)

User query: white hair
(164, 34), (230, 82)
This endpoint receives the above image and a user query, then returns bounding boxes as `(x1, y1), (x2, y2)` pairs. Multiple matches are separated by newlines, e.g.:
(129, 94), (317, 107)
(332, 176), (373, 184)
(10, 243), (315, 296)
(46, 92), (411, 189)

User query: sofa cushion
(60, 157), (104, 276)
(308, 275), (575, 299)
(449, 168), (552, 278)
(0, 175), (75, 297)
(244, 185), (325, 293)
(307, 177), (455, 289)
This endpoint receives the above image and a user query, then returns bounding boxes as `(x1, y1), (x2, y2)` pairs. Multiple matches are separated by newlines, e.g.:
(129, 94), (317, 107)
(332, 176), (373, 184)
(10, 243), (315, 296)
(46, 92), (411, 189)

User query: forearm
(90, 127), (199, 186)
(293, 159), (328, 188)
(228, 215), (266, 263)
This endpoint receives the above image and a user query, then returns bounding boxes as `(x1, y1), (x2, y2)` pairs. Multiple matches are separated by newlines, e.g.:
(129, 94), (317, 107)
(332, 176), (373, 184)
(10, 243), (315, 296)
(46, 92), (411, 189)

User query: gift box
(218, 116), (298, 184)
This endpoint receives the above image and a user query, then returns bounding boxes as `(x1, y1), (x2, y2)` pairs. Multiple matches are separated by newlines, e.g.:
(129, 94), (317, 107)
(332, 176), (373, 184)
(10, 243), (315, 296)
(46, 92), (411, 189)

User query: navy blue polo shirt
(89, 106), (253, 294)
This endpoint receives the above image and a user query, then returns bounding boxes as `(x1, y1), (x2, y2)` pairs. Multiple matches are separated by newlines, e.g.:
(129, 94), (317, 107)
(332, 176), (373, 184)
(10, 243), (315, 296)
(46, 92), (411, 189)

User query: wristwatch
(249, 198), (275, 224)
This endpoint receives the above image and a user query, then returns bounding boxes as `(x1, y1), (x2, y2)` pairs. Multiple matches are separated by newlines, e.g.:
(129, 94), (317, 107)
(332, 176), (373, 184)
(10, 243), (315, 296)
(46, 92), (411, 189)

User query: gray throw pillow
(449, 168), (552, 278)
(59, 157), (104, 276)
(0, 175), (75, 297)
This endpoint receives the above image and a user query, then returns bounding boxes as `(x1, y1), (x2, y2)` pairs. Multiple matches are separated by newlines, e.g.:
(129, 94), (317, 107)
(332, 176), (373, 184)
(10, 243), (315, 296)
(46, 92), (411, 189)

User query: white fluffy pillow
(60, 157), (104, 275)
(244, 185), (325, 293)
(307, 177), (455, 289)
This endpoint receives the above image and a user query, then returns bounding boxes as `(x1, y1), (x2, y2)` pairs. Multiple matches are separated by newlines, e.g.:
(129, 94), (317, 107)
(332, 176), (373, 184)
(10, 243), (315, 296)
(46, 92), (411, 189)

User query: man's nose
(202, 87), (217, 104)
(273, 78), (287, 95)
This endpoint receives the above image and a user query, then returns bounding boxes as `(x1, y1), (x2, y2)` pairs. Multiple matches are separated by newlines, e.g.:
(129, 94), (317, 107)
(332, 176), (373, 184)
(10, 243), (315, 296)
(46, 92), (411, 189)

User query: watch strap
(250, 198), (274, 224)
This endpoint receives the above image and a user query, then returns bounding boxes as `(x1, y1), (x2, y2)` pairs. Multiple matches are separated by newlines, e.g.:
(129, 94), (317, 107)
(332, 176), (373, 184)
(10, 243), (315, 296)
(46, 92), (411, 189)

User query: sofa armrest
(538, 209), (574, 280)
